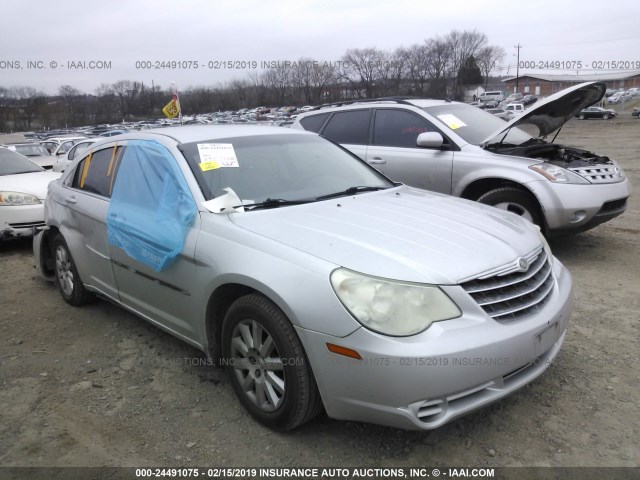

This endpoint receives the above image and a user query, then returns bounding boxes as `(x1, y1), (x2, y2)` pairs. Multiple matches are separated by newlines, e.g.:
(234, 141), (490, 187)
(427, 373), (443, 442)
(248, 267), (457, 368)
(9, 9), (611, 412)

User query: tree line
(0, 29), (506, 131)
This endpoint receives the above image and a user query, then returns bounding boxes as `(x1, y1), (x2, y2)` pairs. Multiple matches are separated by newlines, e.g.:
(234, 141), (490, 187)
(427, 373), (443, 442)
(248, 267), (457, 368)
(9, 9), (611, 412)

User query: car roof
(122, 124), (314, 144)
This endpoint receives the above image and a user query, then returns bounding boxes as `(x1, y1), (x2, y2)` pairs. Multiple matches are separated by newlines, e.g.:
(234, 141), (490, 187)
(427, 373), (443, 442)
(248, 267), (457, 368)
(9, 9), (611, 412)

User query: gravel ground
(1, 115), (638, 469)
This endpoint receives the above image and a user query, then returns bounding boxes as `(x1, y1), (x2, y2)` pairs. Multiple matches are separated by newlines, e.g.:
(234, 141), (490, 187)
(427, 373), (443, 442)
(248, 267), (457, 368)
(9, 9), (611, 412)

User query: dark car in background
(576, 107), (617, 120)
(521, 95), (538, 106)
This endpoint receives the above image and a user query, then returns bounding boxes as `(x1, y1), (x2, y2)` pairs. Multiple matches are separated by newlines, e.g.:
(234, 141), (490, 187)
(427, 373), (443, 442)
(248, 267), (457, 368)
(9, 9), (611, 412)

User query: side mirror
(416, 132), (444, 149)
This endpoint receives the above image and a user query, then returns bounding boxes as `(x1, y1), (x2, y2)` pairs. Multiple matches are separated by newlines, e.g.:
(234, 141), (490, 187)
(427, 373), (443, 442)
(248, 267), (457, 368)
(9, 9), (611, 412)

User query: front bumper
(0, 204), (46, 240)
(527, 178), (631, 234)
(296, 259), (573, 430)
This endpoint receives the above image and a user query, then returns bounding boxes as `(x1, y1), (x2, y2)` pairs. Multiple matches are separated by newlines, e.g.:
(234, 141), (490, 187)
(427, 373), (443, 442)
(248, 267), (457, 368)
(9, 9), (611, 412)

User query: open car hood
(480, 81), (606, 145)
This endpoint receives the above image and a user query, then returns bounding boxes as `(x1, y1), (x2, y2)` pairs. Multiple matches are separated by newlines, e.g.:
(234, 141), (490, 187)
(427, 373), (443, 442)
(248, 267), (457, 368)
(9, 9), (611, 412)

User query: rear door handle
(65, 195), (77, 204)
(368, 157), (386, 165)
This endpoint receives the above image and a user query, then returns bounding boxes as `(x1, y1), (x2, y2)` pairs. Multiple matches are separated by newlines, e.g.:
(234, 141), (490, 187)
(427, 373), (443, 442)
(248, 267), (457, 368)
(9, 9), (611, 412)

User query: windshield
(180, 133), (394, 204)
(424, 104), (532, 146)
(10, 143), (51, 157)
(0, 148), (44, 175)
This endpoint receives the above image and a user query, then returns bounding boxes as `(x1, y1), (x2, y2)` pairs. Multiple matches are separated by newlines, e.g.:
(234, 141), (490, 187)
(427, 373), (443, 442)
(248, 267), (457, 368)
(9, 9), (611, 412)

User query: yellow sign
(162, 97), (180, 119)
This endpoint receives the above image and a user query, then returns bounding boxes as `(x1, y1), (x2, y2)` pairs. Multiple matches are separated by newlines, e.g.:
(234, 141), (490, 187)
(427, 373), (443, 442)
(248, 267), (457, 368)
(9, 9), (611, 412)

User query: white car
(41, 136), (87, 156)
(0, 148), (61, 239)
(53, 138), (100, 172)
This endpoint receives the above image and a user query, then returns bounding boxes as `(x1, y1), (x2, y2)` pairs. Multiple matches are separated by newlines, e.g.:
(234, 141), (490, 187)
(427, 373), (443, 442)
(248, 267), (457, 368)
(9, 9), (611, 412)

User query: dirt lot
(1, 115), (639, 469)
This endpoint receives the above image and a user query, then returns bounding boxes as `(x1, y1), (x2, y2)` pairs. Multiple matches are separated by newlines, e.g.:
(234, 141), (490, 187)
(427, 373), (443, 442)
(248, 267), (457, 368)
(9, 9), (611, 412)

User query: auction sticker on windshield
(437, 114), (467, 130)
(197, 143), (240, 171)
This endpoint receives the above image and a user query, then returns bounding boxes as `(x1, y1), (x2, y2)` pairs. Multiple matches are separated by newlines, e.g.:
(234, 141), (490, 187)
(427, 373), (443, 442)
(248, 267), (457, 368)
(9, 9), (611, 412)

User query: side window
(373, 109), (435, 148)
(72, 146), (124, 198)
(299, 113), (329, 133)
(321, 110), (371, 145)
(58, 140), (74, 154)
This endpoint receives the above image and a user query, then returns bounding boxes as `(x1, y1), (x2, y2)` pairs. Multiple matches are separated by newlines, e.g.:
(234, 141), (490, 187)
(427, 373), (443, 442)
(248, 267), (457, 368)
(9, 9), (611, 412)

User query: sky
(1, 0), (639, 95)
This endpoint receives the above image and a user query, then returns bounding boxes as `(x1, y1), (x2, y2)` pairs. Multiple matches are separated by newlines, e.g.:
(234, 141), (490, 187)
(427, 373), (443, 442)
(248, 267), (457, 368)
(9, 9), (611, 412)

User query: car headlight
(330, 268), (461, 336)
(0, 192), (41, 206)
(529, 163), (589, 184)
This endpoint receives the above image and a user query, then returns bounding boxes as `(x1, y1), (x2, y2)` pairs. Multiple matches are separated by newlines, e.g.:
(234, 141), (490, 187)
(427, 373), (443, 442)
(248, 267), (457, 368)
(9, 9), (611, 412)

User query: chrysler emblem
(518, 257), (529, 271)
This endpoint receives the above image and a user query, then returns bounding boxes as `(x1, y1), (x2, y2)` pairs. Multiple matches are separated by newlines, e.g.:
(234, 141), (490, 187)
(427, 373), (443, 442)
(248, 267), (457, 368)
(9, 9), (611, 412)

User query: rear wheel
(578, 114), (585, 120)
(53, 234), (94, 306)
(222, 294), (322, 431)
(477, 187), (543, 229)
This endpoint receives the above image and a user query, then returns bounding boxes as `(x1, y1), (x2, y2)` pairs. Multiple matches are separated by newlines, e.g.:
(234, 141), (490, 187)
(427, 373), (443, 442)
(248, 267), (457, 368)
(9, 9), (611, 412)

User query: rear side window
(72, 146), (124, 198)
(321, 110), (371, 145)
(373, 109), (435, 148)
(299, 113), (329, 133)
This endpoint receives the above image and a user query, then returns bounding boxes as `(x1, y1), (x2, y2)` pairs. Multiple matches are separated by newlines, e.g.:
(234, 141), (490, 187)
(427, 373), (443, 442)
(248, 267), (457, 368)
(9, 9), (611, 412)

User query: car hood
(480, 81), (606, 144)
(25, 155), (56, 168)
(229, 187), (541, 285)
(0, 171), (61, 199)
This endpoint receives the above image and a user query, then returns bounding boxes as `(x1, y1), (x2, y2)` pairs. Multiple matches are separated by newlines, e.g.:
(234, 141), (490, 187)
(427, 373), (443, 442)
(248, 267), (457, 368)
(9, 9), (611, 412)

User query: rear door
(318, 109), (372, 160)
(364, 108), (455, 193)
(61, 143), (124, 299)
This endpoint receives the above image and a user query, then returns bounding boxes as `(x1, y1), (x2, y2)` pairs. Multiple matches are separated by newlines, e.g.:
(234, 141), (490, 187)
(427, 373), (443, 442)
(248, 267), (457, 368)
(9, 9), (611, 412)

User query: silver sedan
(34, 125), (573, 431)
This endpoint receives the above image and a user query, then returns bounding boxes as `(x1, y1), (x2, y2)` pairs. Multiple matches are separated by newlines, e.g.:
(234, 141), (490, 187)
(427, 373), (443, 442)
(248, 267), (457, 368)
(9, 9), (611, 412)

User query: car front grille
(460, 249), (554, 321)
(598, 197), (628, 215)
(570, 165), (623, 184)
(8, 221), (46, 229)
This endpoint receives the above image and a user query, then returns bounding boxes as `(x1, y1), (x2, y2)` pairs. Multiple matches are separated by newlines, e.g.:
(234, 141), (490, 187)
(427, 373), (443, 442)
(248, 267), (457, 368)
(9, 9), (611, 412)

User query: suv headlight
(529, 163), (589, 184)
(330, 268), (461, 336)
(0, 192), (41, 206)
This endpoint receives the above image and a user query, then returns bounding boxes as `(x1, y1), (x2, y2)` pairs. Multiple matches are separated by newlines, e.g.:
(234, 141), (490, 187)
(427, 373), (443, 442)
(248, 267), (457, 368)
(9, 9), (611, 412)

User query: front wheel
(477, 187), (543, 229)
(602, 114), (610, 119)
(53, 234), (94, 306)
(578, 114), (585, 120)
(222, 294), (322, 431)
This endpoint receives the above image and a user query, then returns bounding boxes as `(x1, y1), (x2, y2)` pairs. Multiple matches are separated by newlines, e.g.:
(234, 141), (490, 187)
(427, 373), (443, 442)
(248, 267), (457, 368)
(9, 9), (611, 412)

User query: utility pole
(514, 44), (522, 93)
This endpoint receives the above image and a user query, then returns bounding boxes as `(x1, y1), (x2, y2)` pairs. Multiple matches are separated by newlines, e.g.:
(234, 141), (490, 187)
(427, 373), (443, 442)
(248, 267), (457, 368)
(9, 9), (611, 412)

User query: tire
(602, 114), (610, 120)
(222, 294), (322, 431)
(53, 234), (95, 306)
(578, 114), (585, 120)
(477, 187), (543, 229)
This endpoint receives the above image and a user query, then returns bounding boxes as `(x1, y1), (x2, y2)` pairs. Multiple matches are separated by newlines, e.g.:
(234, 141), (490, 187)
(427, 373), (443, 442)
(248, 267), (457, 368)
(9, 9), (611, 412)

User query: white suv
(292, 82), (631, 236)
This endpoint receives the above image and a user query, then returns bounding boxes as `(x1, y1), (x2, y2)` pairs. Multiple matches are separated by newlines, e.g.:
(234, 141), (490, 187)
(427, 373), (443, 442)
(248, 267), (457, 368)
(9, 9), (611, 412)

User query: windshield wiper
(234, 197), (313, 211)
(315, 186), (389, 201)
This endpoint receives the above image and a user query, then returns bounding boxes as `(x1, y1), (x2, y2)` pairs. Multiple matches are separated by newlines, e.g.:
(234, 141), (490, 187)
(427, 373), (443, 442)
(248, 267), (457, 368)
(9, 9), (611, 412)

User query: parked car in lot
(33, 125), (573, 431)
(521, 95), (538, 106)
(53, 138), (100, 172)
(292, 81), (631, 236)
(576, 107), (617, 120)
(631, 108), (640, 118)
(0, 147), (60, 239)
(503, 103), (525, 115)
(485, 107), (513, 120)
(41, 136), (87, 156)
(3, 142), (56, 169)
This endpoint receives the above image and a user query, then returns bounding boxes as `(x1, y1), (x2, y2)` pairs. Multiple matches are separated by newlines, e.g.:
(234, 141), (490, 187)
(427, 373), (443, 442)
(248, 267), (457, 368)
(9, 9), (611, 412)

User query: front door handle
(368, 157), (386, 165)
(65, 195), (77, 204)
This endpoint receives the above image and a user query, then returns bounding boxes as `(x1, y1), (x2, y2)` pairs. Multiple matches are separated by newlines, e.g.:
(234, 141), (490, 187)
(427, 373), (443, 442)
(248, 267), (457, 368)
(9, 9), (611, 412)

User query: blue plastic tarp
(107, 140), (197, 271)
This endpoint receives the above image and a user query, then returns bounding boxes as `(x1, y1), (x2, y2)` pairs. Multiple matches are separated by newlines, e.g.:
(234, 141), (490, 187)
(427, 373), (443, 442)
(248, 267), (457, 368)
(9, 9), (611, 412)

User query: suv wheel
(222, 294), (322, 431)
(53, 234), (95, 306)
(477, 187), (543, 228)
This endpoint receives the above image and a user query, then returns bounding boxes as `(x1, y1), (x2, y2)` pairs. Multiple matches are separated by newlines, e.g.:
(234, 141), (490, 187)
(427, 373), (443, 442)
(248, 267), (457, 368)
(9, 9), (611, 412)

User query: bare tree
(340, 48), (387, 98)
(424, 38), (452, 98)
(476, 46), (506, 89)
(12, 87), (45, 129)
(445, 30), (488, 99)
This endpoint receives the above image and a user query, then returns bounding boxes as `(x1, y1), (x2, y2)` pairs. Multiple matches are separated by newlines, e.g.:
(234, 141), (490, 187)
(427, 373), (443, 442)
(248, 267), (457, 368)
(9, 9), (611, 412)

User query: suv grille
(461, 250), (554, 321)
(570, 165), (623, 184)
